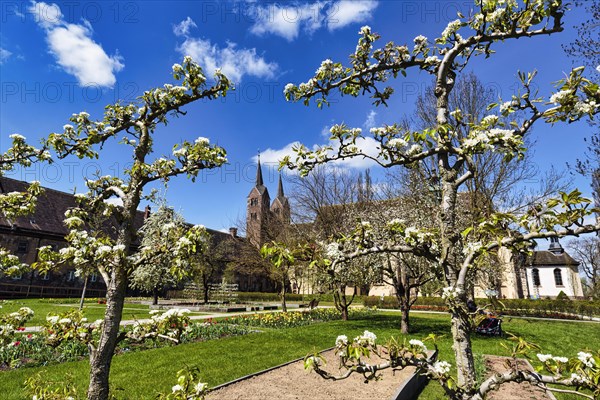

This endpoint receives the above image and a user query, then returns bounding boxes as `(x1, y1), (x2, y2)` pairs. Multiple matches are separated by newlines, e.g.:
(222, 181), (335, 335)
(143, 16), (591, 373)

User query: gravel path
(207, 348), (414, 400)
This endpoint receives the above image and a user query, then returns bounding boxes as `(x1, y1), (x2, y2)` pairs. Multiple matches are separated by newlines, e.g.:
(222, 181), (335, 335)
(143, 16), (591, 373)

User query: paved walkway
(21, 307), (287, 332)
(21, 304), (599, 332)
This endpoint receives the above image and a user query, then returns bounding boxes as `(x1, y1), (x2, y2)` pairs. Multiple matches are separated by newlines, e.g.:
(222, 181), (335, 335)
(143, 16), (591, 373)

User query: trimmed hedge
(167, 291), (368, 305)
(362, 296), (600, 319)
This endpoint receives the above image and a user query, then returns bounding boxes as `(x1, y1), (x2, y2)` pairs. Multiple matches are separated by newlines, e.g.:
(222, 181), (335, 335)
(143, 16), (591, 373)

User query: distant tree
(568, 237), (600, 299)
(130, 206), (190, 305)
(189, 236), (231, 304)
(261, 241), (307, 312)
(563, 0), (600, 73)
(317, 241), (382, 320)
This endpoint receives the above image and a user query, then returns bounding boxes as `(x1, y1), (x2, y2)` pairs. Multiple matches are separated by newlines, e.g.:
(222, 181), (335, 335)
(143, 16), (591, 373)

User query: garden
(1, 0), (600, 399)
(0, 302), (598, 399)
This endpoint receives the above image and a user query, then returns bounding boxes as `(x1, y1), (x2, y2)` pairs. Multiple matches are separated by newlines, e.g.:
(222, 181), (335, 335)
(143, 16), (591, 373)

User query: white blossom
(409, 339), (428, 352)
(552, 356), (568, 364)
(316, 59), (334, 74)
(433, 360), (451, 375)
(574, 100), (597, 114)
(406, 144), (421, 155)
(499, 101), (513, 113)
(284, 83), (295, 94)
(388, 138), (408, 148)
(354, 330), (377, 346)
(481, 115), (499, 125)
(173, 148), (187, 157)
(336, 335), (348, 346)
(96, 245), (113, 256)
(441, 19), (461, 40)
(325, 242), (342, 259)
(549, 89), (572, 105)
(359, 25), (371, 35)
(577, 351), (596, 368)
(413, 35), (427, 44)
(113, 244), (126, 252)
(172, 384), (183, 393)
(195, 382), (208, 393)
(537, 353), (553, 363)
(441, 286), (462, 300)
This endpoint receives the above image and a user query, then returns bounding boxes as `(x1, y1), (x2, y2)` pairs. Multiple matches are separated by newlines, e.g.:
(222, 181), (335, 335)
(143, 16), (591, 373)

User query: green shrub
(360, 296), (600, 319)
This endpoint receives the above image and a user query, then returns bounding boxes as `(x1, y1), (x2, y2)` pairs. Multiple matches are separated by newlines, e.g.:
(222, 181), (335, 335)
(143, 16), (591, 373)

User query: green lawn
(0, 299), (206, 326)
(0, 311), (597, 399)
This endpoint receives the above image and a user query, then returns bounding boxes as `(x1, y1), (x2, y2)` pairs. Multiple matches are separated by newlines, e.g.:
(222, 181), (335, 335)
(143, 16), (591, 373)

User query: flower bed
(226, 307), (375, 329)
(0, 308), (251, 371)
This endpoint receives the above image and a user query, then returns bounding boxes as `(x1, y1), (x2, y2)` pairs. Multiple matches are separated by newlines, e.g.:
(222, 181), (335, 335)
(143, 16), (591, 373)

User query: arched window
(532, 268), (541, 286)
(554, 268), (563, 286)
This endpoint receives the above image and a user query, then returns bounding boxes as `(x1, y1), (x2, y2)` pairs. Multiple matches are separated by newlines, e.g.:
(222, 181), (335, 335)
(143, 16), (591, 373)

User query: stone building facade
(246, 157), (290, 248)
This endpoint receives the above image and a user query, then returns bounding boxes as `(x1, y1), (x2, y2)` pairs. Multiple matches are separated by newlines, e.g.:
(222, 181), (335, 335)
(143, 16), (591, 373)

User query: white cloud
(173, 17), (197, 37)
(248, 0), (377, 41)
(104, 197), (124, 207)
(255, 131), (380, 173)
(363, 110), (377, 130)
(29, 1), (124, 87)
(254, 142), (302, 166)
(249, 2), (325, 41)
(327, 0), (378, 31)
(174, 17), (277, 83)
(0, 48), (12, 64)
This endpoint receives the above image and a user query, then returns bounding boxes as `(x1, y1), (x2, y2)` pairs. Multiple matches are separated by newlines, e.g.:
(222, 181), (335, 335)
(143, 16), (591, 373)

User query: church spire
(256, 152), (264, 188)
(277, 174), (284, 198)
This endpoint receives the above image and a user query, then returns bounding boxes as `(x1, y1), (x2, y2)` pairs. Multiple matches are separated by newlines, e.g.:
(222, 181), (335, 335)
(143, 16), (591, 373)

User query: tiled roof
(0, 177), (242, 249)
(0, 177), (145, 239)
(527, 250), (580, 267)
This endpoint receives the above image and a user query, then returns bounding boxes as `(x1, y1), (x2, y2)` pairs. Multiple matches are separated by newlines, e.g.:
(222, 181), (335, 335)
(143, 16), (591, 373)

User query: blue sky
(0, 1), (597, 233)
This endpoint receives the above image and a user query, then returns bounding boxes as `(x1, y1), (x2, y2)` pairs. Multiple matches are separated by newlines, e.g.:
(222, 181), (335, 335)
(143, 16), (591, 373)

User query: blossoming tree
(0, 134), (50, 276)
(282, 0), (599, 395)
(130, 205), (195, 305)
(36, 56), (230, 400)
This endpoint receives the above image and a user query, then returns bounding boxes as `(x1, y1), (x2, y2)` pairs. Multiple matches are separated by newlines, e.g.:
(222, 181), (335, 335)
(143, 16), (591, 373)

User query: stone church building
(246, 157), (291, 248)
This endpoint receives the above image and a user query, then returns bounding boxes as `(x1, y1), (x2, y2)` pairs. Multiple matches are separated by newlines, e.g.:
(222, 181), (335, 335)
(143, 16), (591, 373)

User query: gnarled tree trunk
(87, 266), (128, 400)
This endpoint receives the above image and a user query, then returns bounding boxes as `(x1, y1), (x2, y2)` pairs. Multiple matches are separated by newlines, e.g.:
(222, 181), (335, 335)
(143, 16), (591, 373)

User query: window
(554, 268), (563, 286)
(250, 198), (258, 206)
(41, 272), (50, 281)
(17, 241), (29, 254)
(532, 268), (540, 286)
(11, 273), (22, 280)
(90, 273), (98, 283)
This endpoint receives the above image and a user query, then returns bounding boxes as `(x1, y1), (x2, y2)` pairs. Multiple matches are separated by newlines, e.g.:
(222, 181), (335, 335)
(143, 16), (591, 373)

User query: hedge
(362, 296), (600, 319)
(167, 291), (368, 305)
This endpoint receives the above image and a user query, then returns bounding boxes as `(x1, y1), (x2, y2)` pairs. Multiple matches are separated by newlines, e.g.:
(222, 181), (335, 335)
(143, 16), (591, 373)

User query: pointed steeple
(256, 153), (264, 188)
(277, 174), (284, 198)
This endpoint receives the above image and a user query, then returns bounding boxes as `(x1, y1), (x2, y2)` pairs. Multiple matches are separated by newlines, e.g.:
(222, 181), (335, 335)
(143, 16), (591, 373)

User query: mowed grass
(0, 298), (206, 326)
(0, 311), (598, 399)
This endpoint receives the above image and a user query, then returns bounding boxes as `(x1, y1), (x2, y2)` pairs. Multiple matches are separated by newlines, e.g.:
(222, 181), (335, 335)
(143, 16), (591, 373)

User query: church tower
(270, 174), (291, 224)
(246, 157), (271, 248)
